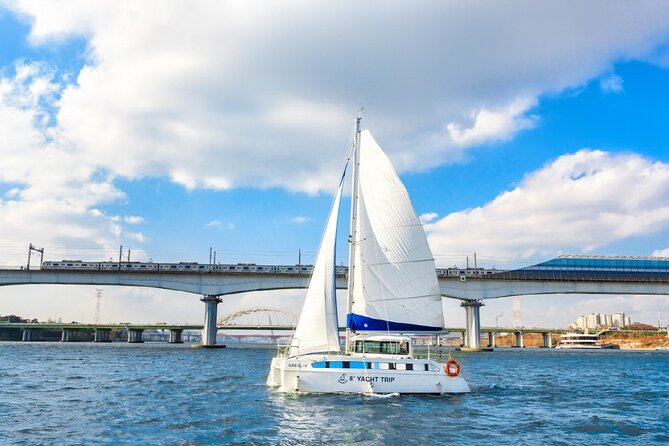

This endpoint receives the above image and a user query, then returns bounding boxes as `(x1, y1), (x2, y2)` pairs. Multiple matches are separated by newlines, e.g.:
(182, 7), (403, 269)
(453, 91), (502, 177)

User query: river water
(1, 342), (667, 445)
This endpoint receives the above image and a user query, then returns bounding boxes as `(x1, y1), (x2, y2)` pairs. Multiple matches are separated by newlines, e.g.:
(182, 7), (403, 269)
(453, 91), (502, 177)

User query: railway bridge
(1, 255), (668, 349)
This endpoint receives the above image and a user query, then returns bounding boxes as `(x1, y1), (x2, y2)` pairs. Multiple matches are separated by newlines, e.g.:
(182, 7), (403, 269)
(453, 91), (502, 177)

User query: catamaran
(267, 115), (470, 394)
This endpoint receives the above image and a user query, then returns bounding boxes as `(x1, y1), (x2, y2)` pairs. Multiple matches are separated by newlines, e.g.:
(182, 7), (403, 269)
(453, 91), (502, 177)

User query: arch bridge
(217, 307), (297, 329)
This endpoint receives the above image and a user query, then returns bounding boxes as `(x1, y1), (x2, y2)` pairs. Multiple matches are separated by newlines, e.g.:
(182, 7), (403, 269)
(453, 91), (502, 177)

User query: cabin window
(354, 340), (407, 355)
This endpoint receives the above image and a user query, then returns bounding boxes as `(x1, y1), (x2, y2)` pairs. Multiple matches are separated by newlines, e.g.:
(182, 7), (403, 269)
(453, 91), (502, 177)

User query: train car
(42, 260), (97, 270)
(335, 265), (348, 275)
(255, 265), (275, 273)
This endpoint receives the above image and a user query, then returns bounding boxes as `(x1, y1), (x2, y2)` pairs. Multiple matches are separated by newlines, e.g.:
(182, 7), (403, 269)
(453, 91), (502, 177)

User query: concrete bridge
(1, 321), (573, 348)
(1, 254), (668, 350)
(0, 322), (296, 344)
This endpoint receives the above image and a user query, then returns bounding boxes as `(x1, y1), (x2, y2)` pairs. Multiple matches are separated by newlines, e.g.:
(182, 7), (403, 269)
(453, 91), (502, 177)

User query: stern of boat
(439, 375), (471, 394)
(266, 356), (283, 387)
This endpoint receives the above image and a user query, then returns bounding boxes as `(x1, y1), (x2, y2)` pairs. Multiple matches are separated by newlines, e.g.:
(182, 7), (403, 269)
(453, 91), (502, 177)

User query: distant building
(573, 312), (631, 330)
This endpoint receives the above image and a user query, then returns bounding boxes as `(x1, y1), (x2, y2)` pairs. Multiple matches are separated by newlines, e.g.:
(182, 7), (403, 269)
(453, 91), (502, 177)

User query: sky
(1, 1), (669, 329)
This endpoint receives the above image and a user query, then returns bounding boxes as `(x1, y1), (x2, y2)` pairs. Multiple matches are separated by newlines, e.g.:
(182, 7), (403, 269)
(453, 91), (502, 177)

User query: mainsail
(347, 130), (443, 332)
(289, 168), (346, 356)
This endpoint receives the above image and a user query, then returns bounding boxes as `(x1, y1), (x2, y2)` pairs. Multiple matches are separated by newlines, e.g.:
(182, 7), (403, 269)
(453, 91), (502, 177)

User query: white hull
(555, 344), (619, 350)
(555, 345), (602, 349)
(267, 354), (470, 395)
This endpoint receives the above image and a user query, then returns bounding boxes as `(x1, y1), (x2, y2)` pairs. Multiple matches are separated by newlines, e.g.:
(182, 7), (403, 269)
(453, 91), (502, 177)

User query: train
(40, 260), (500, 277)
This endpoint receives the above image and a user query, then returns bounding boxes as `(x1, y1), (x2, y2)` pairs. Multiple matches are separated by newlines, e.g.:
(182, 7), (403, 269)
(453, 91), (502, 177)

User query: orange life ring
(444, 359), (460, 377)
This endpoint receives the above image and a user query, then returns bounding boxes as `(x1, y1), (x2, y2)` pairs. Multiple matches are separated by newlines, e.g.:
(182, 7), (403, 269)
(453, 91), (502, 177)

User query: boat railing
(275, 341), (292, 357)
(413, 345), (449, 362)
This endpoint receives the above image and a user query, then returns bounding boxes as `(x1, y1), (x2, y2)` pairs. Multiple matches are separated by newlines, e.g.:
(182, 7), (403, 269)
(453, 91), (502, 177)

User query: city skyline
(1, 2), (669, 327)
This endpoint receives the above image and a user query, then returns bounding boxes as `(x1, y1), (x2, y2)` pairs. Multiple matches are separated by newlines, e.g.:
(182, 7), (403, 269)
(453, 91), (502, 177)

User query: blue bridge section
(489, 255), (669, 282)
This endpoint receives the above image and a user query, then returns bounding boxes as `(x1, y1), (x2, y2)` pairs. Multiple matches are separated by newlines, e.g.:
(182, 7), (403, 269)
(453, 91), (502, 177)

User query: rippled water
(1, 342), (667, 445)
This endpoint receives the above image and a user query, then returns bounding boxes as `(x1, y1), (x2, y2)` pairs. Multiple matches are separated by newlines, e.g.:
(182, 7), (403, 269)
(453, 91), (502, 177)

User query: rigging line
(364, 293), (440, 303)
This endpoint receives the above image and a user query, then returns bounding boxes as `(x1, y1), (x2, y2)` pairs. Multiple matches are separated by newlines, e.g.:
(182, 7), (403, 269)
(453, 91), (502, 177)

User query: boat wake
(366, 392), (400, 399)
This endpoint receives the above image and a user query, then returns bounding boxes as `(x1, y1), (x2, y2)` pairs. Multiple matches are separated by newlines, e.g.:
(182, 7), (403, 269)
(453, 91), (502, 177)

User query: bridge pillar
(61, 329), (74, 342)
(514, 331), (524, 348)
(21, 328), (36, 341)
(94, 328), (112, 343)
(197, 295), (225, 348)
(169, 329), (183, 344)
(461, 331), (467, 347)
(461, 300), (484, 351)
(541, 332), (553, 348)
(128, 329), (144, 343)
(488, 332), (496, 348)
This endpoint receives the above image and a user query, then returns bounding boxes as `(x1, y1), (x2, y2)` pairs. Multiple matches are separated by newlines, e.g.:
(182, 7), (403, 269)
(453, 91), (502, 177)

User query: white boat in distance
(267, 115), (470, 394)
(555, 332), (620, 350)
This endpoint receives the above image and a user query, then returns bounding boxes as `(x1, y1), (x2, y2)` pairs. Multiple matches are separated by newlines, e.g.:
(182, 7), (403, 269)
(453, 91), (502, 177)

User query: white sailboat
(267, 116), (470, 394)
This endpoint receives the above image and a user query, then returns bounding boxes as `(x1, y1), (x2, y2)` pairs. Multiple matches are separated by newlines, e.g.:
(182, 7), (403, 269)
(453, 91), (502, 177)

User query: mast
(345, 112), (362, 353)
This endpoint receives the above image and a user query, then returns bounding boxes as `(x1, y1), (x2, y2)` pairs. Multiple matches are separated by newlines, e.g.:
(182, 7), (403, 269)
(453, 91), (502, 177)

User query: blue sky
(1, 2), (669, 328)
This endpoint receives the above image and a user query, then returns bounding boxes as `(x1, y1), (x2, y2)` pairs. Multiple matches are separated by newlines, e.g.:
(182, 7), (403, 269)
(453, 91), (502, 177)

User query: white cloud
(2, 2), (669, 275)
(653, 248), (669, 257)
(2, 1), (669, 193)
(206, 219), (234, 229)
(124, 216), (144, 224)
(419, 212), (439, 224)
(290, 216), (309, 224)
(426, 150), (669, 267)
(127, 232), (145, 243)
(599, 74), (624, 93)
(0, 62), (140, 266)
(4, 188), (20, 198)
(444, 98), (538, 148)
